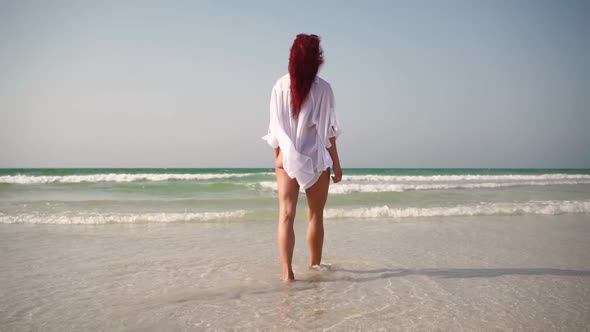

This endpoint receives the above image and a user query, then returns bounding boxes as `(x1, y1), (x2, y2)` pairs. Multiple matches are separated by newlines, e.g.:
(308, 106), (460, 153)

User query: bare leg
(275, 166), (300, 281)
(305, 169), (330, 267)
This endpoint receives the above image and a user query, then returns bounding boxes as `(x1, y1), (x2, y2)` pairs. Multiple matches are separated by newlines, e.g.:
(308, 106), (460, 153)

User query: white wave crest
(330, 180), (590, 194)
(0, 173), (271, 184)
(0, 210), (247, 225)
(258, 180), (590, 194)
(344, 174), (590, 182)
(324, 200), (590, 219)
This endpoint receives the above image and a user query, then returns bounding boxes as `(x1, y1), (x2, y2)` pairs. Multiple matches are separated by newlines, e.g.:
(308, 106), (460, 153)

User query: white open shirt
(262, 74), (342, 189)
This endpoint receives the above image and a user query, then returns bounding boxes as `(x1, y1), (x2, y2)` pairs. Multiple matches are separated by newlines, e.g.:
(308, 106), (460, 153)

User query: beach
(3, 0), (589, 329)
(1, 168), (589, 330)
(1, 214), (589, 331)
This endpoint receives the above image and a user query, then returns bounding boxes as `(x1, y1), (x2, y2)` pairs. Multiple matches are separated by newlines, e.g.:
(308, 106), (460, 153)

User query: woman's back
(264, 73), (341, 189)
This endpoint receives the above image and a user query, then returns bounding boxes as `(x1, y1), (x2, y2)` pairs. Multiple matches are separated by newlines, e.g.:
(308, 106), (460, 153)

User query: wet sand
(1, 214), (589, 331)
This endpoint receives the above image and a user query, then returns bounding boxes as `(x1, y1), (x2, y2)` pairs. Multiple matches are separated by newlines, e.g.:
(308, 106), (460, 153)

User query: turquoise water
(1, 168), (589, 224)
(1, 167), (590, 176)
(2, 169), (590, 330)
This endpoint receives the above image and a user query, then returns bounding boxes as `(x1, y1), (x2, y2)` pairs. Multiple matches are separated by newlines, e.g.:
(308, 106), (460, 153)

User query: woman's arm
(327, 137), (342, 183)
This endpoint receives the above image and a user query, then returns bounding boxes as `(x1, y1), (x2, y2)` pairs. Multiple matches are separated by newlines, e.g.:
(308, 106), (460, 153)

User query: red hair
(288, 34), (324, 118)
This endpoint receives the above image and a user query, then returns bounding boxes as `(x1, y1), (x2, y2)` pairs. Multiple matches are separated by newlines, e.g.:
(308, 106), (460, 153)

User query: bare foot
(282, 270), (295, 282)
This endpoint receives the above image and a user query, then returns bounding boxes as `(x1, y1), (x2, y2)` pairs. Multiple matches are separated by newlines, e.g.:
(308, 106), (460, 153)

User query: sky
(1, 0), (589, 168)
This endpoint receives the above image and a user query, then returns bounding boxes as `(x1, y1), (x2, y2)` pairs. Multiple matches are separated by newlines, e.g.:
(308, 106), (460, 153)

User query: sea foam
(257, 180), (590, 194)
(343, 174), (590, 182)
(2, 200), (589, 224)
(0, 173), (271, 184)
(0, 210), (247, 225)
(324, 200), (590, 219)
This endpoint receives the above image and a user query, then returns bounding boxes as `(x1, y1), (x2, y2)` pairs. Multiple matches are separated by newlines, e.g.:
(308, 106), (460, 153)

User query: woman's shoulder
(273, 74), (291, 91)
(314, 76), (333, 94)
(315, 75), (330, 86)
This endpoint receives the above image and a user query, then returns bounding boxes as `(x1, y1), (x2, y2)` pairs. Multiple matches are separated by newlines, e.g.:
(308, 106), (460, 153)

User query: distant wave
(325, 200), (590, 219)
(328, 180), (590, 194)
(0, 173), (273, 184)
(344, 174), (590, 182)
(2, 173), (589, 187)
(0, 210), (247, 225)
(257, 180), (590, 194)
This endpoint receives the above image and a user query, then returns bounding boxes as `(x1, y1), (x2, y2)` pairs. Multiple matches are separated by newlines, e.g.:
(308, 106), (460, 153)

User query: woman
(262, 33), (343, 282)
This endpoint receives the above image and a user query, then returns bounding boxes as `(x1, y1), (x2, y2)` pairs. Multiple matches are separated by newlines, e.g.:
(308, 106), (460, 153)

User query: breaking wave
(344, 174), (590, 182)
(0, 173), (271, 184)
(324, 200), (590, 219)
(258, 180), (590, 194)
(2, 200), (588, 224)
(0, 210), (247, 225)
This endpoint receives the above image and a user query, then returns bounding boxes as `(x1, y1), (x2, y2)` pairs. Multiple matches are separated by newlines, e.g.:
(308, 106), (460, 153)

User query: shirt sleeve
(318, 83), (342, 149)
(262, 88), (279, 148)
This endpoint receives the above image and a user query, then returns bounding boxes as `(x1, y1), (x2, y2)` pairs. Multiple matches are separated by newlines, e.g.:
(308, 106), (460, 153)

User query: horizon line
(1, 167), (589, 170)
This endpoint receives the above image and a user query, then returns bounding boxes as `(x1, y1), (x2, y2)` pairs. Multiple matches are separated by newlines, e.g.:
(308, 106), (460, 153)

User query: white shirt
(262, 74), (342, 189)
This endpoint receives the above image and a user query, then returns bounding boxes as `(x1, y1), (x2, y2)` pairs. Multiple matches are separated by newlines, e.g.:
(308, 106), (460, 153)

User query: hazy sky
(1, 0), (589, 168)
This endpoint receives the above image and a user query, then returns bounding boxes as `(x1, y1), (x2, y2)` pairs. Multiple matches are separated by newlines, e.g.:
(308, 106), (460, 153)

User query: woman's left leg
(275, 166), (300, 281)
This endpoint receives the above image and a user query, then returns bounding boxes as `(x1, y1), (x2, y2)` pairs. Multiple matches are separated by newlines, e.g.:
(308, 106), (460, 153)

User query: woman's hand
(332, 164), (342, 183)
(327, 137), (342, 183)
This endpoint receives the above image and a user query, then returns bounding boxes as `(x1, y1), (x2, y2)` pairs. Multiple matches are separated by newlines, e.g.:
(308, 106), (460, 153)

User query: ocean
(1, 168), (589, 224)
(1, 168), (589, 330)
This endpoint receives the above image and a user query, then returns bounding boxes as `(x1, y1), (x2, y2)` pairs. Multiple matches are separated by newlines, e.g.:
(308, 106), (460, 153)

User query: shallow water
(1, 215), (589, 331)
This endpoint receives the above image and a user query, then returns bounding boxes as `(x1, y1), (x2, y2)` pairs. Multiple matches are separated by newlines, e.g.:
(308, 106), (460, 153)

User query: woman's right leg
(275, 166), (300, 281)
(304, 169), (330, 267)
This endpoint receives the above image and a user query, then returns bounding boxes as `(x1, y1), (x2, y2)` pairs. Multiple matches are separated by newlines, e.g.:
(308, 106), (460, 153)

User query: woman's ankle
(282, 267), (295, 281)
